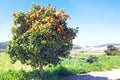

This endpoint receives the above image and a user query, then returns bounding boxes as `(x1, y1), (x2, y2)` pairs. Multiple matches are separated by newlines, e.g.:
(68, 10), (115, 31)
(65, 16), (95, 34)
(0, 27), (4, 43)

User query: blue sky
(0, 0), (120, 46)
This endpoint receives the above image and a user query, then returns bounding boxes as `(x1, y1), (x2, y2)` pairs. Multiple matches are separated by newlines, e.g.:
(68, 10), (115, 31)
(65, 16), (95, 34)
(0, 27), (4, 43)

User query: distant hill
(72, 43), (120, 53)
(94, 43), (120, 48)
(0, 41), (120, 52)
(73, 45), (81, 49)
(0, 42), (8, 49)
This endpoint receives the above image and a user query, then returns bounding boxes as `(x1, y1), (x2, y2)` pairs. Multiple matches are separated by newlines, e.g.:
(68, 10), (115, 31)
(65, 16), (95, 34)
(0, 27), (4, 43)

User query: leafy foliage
(0, 70), (40, 80)
(8, 4), (78, 68)
(86, 55), (99, 63)
(105, 45), (120, 56)
(0, 66), (74, 80)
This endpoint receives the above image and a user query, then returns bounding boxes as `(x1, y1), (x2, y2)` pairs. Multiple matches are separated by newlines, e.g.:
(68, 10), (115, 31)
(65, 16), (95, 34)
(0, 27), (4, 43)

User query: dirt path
(60, 69), (120, 80)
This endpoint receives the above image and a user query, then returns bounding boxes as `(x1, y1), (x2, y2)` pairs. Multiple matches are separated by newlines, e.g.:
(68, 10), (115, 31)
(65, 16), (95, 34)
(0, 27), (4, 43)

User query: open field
(70, 51), (105, 55)
(0, 51), (120, 80)
(0, 52), (32, 73)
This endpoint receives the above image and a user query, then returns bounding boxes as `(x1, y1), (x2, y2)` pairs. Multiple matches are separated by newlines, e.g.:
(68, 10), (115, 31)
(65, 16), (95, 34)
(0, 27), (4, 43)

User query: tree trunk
(39, 63), (43, 78)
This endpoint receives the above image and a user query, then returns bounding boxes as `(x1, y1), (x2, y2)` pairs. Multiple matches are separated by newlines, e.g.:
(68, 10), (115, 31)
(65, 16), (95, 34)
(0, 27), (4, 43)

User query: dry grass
(70, 51), (105, 55)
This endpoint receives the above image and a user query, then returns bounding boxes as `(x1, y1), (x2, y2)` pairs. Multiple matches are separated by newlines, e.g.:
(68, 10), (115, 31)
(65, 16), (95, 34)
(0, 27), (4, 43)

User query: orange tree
(8, 4), (78, 77)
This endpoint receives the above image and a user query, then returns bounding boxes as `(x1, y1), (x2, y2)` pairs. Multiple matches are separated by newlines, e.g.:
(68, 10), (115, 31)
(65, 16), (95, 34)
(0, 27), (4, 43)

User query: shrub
(86, 55), (99, 63)
(53, 66), (74, 77)
(0, 70), (41, 80)
(0, 70), (26, 80)
(0, 66), (74, 80)
(105, 45), (120, 56)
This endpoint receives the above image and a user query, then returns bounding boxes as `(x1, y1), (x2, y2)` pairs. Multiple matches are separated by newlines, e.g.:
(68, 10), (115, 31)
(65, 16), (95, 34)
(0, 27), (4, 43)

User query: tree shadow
(60, 75), (109, 80)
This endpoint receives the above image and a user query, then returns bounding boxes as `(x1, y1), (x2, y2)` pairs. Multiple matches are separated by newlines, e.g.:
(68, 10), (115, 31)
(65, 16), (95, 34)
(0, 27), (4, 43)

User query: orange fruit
(57, 28), (61, 32)
(56, 12), (61, 17)
(36, 14), (40, 18)
(40, 7), (45, 12)
(47, 17), (51, 21)
(64, 14), (70, 19)
(34, 14), (37, 18)
(58, 17), (62, 21)
(45, 32), (48, 36)
(59, 25), (63, 29)
(50, 18), (54, 23)
(38, 11), (41, 15)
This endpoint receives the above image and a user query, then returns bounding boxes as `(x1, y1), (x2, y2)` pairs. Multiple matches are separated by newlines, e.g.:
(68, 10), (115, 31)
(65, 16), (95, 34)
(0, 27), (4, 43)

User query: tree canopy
(8, 4), (78, 69)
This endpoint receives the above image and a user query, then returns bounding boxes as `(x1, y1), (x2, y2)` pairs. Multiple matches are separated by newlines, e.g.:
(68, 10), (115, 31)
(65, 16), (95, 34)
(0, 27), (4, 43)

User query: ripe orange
(59, 25), (63, 29)
(38, 11), (41, 15)
(56, 12), (61, 17)
(34, 14), (37, 18)
(40, 7), (45, 12)
(47, 17), (51, 21)
(64, 14), (70, 19)
(58, 17), (62, 21)
(57, 28), (61, 32)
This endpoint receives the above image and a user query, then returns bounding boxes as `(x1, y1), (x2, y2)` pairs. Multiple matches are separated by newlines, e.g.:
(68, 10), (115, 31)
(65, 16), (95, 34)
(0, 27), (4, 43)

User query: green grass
(0, 52), (32, 73)
(63, 54), (120, 73)
(0, 52), (13, 73)
(0, 52), (120, 80)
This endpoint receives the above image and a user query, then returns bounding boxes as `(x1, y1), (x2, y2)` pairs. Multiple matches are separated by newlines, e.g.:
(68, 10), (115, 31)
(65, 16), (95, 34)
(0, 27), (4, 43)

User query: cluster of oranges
(56, 25), (63, 34)
(13, 4), (72, 41)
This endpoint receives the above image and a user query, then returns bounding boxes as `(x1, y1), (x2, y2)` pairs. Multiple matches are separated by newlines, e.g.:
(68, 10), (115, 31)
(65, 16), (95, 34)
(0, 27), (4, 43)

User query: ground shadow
(60, 75), (109, 80)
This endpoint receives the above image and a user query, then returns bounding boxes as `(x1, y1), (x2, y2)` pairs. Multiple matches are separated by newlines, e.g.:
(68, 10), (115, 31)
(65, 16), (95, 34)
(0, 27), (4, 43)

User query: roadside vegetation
(0, 52), (120, 80)
(105, 45), (120, 56)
